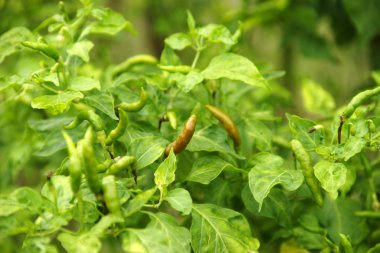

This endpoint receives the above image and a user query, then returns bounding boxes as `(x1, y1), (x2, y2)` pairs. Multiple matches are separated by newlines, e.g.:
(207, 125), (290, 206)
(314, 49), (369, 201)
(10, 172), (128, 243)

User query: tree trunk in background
(370, 34), (380, 71)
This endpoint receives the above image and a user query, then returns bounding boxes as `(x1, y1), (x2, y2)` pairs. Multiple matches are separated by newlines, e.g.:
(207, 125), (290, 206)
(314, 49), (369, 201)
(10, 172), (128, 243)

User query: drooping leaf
(248, 152), (303, 210)
(123, 188), (156, 217)
(40, 176), (74, 213)
(314, 160), (347, 199)
(57, 233), (101, 253)
(201, 53), (268, 88)
(287, 114), (323, 150)
(130, 136), (167, 170)
(69, 76), (100, 91)
(165, 33), (192, 50)
(165, 188), (192, 215)
(83, 91), (117, 120)
(191, 203), (259, 253)
(186, 156), (234, 184)
(154, 151), (177, 196)
(343, 136), (366, 161)
(89, 8), (134, 35)
(122, 227), (168, 253)
(67, 40), (94, 62)
(0, 26), (34, 63)
(147, 212), (191, 252)
(31, 91), (83, 115)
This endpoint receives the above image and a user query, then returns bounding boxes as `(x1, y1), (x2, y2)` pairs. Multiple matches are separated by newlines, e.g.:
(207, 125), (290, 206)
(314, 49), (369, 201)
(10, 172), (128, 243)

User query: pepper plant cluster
(1, 1), (380, 252)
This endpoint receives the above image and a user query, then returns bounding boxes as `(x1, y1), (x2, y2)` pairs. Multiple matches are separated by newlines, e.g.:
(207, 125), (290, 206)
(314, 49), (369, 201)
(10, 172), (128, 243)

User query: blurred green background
(1, 0), (379, 105)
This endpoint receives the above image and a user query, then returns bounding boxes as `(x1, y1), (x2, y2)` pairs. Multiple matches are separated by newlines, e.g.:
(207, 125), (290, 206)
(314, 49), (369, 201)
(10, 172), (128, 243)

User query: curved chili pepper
(117, 87), (147, 112)
(164, 115), (197, 157)
(206, 105), (240, 148)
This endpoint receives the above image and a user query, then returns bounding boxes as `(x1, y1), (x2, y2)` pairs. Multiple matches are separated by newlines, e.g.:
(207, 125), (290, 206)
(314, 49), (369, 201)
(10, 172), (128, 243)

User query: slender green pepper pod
(343, 86), (380, 119)
(117, 87), (147, 112)
(102, 175), (121, 215)
(165, 115), (197, 157)
(112, 54), (157, 77)
(97, 159), (115, 173)
(166, 111), (178, 129)
(77, 127), (102, 195)
(107, 156), (136, 175)
(105, 108), (128, 146)
(290, 139), (323, 207)
(64, 109), (103, 131)
(339, 234), (353, 253)
(367, 119), (376, 133)
(62, 131), (82, 194)
(206, 105), (240, 148)
(21, 41), (60, 61)
(158, 65), (192, 74)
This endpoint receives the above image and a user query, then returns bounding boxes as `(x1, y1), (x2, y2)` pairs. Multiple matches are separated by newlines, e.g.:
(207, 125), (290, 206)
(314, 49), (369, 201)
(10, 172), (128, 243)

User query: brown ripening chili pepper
(205, 105), (240, 148)
(164, 115), (197, 157)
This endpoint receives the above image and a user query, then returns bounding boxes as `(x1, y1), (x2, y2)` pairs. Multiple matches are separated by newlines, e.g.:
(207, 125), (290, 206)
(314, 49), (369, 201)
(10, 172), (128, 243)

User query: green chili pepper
(105, 108), (128, 146)
(112, 54), (157, 77)
(97, 159), (115, 173)
(64, 109), (103, 131)
(117, 87), (147, 112)
(158, 65), (193, 74)
(343, 86), (380, 119)
(291, 139), (323, 207)
(21, 41), (60, 61)
(367, 119), (376, 133)
(102, 175), (121, 215)
(62, 131), (81, 194)
(206, 105), (240, 148)
(107, 156), (136, 175)
(165, 115), (197, 157)
(339, 234), (353, 253)
(77, 127), (102, 195)
(166, 111), (178, 129)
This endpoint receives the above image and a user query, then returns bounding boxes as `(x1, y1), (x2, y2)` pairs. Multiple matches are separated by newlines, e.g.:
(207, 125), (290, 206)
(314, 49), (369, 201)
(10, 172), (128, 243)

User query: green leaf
(67, 40), (94, 62)
(165, 33), (192, 50)
(287, 114), (322, 150)
(122, 227), (168, 253)
(57, 233), (101, 253)
(187, 11), (196, 34)
(241, 186), (292, 228)
(90, 8), (134, 35)
(83, 91), (117, 120)
(314, 160), (347, 199)
(41, 176), (74, 213)
(187, 126), (244, 160)
(154, 151), (177, 196)
(0, 26), (34, 63)
(191, 203), (259, 253)
(22, 237), (58, 253)
(301, 79), (335, 116)
(130, 136), (167, 170)
(0, 199), (24, 216)
(186, 156), (234, 184)
(174, 71), (204, 93)
(147, 212), (191, 252)
(160, 45), (182, 66)
(31, 91), (83, 115)
(201, 53), (268, 88)
(10, 187), (43, 214)
(318, 197), (369, 245)
(69, 76), (100, 91)
(90, 214), (123, 235)
(123, 188), (156, 217)
(198, 24), (235, 46)
(0, 75), (25, 92)
(244, 119), (272, 151)
(343, 136), (366, 161)
(248, 152), (303, 210)
(165, 188), (192, 215)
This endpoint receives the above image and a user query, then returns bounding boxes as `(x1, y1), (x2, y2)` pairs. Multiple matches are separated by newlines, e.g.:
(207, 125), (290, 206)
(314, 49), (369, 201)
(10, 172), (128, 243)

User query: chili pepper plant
(1, 1), (380, 252)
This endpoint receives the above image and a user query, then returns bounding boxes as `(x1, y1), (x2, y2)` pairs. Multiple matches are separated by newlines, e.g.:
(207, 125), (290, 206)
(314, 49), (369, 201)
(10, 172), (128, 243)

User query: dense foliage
(1, 1), (380, 252)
